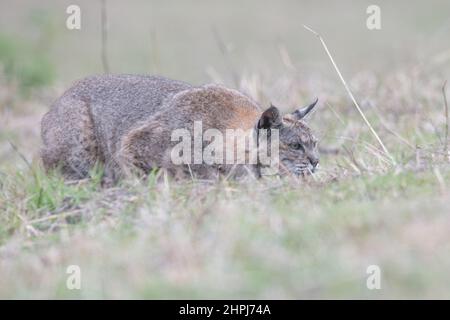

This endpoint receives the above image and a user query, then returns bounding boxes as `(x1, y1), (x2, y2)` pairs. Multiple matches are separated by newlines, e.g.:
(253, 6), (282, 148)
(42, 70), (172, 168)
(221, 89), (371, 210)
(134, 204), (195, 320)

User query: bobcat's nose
(308, 156), (319, 170)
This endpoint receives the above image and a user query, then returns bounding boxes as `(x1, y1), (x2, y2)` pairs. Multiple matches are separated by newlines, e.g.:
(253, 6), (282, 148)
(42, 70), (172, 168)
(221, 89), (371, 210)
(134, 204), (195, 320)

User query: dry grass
(1, 57), (450, 298)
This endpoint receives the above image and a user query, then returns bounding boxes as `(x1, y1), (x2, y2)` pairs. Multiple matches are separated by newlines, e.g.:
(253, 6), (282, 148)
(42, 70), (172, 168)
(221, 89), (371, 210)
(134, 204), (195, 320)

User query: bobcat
(41, 74), (319, 181)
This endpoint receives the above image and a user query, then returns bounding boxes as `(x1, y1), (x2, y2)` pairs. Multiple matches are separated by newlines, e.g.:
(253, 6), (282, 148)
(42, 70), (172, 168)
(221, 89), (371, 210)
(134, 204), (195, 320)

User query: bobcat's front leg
(117, 118), (172, 177)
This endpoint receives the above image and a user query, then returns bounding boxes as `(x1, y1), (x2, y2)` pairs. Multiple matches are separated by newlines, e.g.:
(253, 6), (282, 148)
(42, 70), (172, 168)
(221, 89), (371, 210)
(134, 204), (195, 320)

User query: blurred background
(0, 0), (449, 89)
(1, 0), (450, 170)
(1, 1), (450, 299)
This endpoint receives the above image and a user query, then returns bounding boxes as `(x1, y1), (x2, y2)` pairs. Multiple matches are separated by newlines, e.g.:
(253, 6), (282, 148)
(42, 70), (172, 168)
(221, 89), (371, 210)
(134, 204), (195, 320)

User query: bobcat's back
(41, 74), (262, 180)
(41, 75), (191, 179)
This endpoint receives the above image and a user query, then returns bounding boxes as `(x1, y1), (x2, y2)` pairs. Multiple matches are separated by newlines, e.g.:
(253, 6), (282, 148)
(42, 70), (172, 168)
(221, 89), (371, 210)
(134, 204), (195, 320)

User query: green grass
(1, 63), (449, 297)
(1, 65), (450, 298)
(0, 161), (449, 298)
(0, 34), (54, 95)
(1, 0), (450, 299)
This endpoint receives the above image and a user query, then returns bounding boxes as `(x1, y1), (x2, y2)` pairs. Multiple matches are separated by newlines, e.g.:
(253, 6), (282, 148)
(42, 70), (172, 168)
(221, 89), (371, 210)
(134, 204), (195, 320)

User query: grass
(1, 68), (450, 299)
(0, 34), (54, 95)
(1, 0), (450, 299)
(0, 163), (449, 298)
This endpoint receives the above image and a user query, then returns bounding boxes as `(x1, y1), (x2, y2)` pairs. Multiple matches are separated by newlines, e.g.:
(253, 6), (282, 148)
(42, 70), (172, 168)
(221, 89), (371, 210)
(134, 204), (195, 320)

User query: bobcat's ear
(291, 98), (318, 120)
(258, 104), (282, 129)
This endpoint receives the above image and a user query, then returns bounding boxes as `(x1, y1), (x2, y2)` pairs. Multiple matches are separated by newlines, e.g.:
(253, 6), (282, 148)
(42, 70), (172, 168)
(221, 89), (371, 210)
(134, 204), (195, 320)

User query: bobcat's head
(257, 99), (319, 176)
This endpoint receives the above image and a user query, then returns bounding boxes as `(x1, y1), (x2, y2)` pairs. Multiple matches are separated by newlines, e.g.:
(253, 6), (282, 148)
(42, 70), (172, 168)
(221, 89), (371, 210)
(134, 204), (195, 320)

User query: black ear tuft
(258, 104), (282, 129)
(293, 98), (318, 120)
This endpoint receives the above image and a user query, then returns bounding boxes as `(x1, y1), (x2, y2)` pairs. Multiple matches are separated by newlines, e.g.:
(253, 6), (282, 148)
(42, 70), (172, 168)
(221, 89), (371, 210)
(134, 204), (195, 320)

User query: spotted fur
(41, 74), (318, 181)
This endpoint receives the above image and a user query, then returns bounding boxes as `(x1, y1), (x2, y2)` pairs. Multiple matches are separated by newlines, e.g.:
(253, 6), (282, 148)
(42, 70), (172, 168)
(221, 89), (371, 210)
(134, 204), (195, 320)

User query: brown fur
(41, 74), (319, 181)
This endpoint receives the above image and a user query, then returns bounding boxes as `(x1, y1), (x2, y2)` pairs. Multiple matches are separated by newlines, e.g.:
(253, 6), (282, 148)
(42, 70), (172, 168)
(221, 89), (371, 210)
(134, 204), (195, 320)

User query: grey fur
(41, 74), (319, 181)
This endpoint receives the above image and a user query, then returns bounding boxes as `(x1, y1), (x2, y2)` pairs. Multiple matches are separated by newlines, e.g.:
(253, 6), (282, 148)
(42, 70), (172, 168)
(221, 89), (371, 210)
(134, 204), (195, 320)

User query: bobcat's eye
(290, 143), (304, 151)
